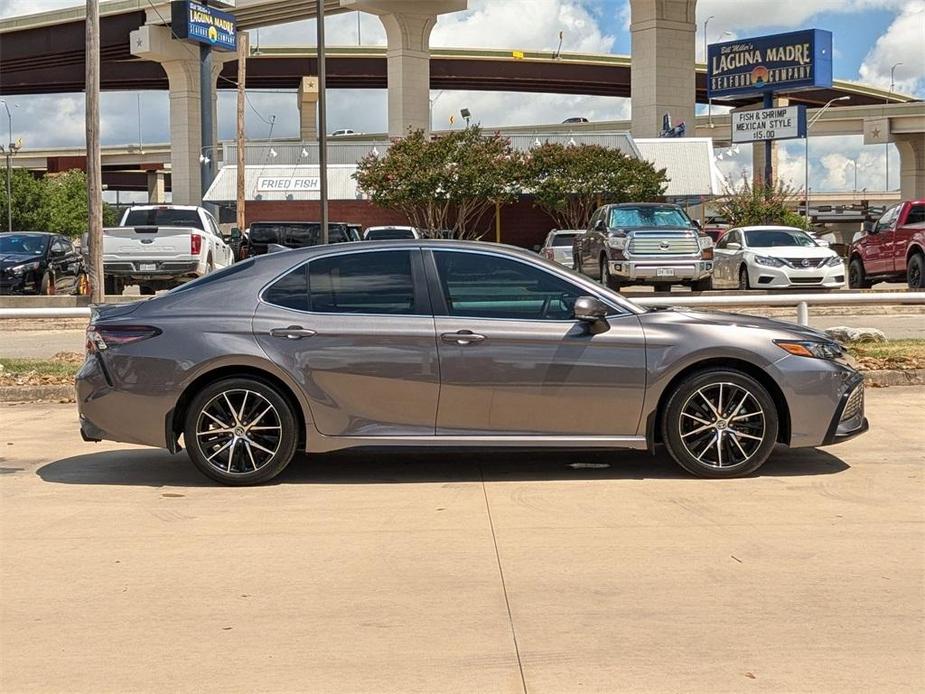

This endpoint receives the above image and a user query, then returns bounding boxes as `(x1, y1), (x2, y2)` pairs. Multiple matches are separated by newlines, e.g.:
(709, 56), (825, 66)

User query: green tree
(0, 169), (47, 231)
(718, 175), (807, 229)
(354, 127), (523, 239)
(523, 142), (669, 229)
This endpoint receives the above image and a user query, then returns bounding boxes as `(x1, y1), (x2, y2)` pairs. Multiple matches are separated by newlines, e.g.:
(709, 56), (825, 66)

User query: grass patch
(847, 339), (925, 370)
(0, 353), (83, 386)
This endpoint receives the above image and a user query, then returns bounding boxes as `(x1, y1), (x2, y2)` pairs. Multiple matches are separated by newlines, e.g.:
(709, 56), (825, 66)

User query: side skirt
(308, 434), (649, 454)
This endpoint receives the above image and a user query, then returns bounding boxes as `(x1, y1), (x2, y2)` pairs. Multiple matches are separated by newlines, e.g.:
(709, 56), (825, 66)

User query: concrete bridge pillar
(146, 170), (166, 203)
(130, 24), (232, 204)
(895, 134), (925, 200)
(342, 0), (467, 137)
(298, 76), (319, 140)
(629, 0), (697, 138)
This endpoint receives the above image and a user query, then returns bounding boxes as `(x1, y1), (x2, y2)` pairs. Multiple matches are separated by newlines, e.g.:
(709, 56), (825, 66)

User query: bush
(719, 175), (807, 229)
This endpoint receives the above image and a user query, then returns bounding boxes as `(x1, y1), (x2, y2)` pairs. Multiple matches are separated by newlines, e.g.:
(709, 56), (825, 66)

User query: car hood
(643, 308), (830, 341)
(0, 253), (42, 268)
(746, 246), (835, 258)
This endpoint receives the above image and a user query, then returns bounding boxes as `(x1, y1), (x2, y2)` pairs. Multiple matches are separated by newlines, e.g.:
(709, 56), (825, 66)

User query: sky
(1, 0), (923, 193)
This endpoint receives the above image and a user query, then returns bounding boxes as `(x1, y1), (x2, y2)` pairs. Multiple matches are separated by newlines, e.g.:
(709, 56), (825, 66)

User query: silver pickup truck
(573, 203), (714, 291)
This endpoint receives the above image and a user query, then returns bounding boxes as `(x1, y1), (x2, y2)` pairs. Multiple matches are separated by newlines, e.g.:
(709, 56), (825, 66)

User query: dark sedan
(77, 241), (867, 485)
(0, 232), (88, 295)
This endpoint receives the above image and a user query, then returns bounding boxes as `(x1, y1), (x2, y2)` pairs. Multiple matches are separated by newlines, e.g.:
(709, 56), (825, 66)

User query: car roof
(0, 231), (54, 237)
(608, 202), (680, 209)
(735, 225), (807, 232)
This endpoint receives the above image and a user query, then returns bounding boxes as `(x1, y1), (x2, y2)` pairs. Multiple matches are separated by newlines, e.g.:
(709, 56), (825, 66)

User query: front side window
(434, 251), (585, 320)
(308, 250), (416, 314)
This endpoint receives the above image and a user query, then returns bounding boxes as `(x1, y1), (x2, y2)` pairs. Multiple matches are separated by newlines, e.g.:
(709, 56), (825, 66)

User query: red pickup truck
(849, 200), (925, 289)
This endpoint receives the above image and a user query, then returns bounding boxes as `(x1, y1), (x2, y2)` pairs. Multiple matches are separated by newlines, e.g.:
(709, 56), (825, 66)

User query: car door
(204, 212), (232, 267)
(252, 247), (440, 437)
(426, 248), (646, 436)
(49, 237), (79, 292)
(895, 204), (924, 274)
(578, 208), (603, 276)
(866, 205), (899, 275)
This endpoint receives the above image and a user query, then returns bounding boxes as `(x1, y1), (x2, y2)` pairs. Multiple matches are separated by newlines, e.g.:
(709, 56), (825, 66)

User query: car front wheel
(908, 253), (924, 290)
(662, 369), (778, 478)
(184, 377), (299, 485)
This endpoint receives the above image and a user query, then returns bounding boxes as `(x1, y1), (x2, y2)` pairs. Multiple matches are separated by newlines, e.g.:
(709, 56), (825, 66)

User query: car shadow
(36, 445), (849, 488)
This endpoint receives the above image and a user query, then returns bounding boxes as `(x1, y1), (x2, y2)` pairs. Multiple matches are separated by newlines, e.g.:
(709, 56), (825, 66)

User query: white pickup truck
(103, 205), (234, 295)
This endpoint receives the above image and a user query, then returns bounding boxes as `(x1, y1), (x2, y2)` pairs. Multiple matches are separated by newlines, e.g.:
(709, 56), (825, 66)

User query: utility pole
(236, 32), (248, 236)
(85, 0), (104, 302)
(0, 100), (17, 233)
(317, 0), (329, 245)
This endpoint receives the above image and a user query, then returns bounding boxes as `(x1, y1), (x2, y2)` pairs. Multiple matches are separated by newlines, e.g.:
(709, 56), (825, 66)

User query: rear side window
(906, 205), (925, 225)
(263, 264), (308, 311)
(308, 250), (415, 314)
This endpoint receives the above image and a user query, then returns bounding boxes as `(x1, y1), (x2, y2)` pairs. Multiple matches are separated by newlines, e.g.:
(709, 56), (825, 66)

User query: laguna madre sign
(707, 29), (833, 99)
(170, 1), (237, 52)
(732, 105), (807, 143)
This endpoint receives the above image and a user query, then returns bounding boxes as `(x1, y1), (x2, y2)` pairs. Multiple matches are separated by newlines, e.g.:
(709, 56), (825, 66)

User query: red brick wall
(244, 197), (561, 250)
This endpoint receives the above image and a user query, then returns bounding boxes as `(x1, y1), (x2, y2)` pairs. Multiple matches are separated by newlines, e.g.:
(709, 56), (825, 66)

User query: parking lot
(2, 388), (923, 693)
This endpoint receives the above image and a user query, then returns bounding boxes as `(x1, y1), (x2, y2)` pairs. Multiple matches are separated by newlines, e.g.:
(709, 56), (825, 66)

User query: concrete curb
(3, 369), (925, 404)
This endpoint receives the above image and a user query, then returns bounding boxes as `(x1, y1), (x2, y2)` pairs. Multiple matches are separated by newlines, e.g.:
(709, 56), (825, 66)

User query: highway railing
(0, 291), (922, 325)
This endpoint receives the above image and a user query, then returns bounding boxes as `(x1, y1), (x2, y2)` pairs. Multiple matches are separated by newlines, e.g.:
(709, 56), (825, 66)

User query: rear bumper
(104, 260), (200, 279)
(609, 259), (712, 282)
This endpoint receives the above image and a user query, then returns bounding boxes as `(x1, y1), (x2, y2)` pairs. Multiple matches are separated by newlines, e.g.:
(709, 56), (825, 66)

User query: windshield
(365, 228), (415, 240)
(123, 208), (203, 229)
(744, 229), (816, 248)
(0, 234), (48, 255)
(551, 233), (579, 246)
(609, 207), (691, 228)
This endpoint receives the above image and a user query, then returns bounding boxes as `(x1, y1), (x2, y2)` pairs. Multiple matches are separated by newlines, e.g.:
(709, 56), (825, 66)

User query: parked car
(574, 203), (714, 291)
(344, 223), (363, 242)
(247, 222), (352, 256)
(0, 232), (88, 295)
(702, 216), (731, 244)
(363, 226), (420, 240)
(712, 226), (845, 290)
(540, 229), (583, 269)
(77, 240), (867, 485)
(562, 117), (589, 124)
(103, 205), (234, 295)
(330, 129), (357, 137)
(848, 200), (925, 289)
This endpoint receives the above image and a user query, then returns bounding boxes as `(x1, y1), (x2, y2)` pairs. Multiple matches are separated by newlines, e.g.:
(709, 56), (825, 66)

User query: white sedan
(712, 226), (845, 290)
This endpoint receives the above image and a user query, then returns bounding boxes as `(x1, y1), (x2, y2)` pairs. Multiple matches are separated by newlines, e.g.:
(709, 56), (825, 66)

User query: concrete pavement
(1, 388), (923, 693)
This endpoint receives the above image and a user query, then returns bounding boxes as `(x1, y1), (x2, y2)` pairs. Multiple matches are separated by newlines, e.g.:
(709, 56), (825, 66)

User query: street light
(886, 62), (903, 191)
(0, 99), (21, 233)
(805, 96), (850, 219)
(429, 90), (445, 132)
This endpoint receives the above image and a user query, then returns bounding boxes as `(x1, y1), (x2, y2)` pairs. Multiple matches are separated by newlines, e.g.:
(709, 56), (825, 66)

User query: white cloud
(858, 1), (925, 95)
(0, 0), (78, 18)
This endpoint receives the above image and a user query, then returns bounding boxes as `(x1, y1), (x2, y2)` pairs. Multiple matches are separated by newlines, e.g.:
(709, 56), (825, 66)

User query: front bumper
(609, 259), (712, 282)
(822, 375), (869, 444)
(748, 261), (845, 288)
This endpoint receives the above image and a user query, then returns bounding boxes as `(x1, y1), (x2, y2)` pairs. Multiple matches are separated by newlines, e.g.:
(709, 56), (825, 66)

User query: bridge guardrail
(0, 291), (922, 325)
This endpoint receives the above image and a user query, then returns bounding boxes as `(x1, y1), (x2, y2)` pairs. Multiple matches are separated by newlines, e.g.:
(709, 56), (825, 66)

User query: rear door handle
(270, 325), (316, 340)
(441, 330), (486, 345)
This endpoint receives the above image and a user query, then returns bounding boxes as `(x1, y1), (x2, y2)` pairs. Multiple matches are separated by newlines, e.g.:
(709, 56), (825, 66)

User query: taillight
(191, 234), (202, 255)
(86, 324), (161, 352)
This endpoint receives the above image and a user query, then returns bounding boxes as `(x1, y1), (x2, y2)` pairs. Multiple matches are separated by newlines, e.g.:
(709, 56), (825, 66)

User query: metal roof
(634, 138), (726, 198)
(204, 164), (360, 202)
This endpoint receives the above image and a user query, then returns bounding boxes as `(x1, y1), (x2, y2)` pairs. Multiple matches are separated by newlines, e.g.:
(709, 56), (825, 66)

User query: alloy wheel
(195, 389), (282, 475)
(678, 382), (766, 468)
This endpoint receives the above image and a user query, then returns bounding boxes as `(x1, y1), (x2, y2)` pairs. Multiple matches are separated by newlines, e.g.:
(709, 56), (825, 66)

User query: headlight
(824, 256), (844, 267)
(775, 339), (844, 360)
(606, 235), (627, 250)
(753, 255), (785, 268)
(10, 261), (40, 276)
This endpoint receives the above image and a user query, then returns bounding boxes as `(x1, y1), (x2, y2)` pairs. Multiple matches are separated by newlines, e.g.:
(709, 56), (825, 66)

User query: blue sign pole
(200, 40), (215, 205)
(762, 92), (773, 187)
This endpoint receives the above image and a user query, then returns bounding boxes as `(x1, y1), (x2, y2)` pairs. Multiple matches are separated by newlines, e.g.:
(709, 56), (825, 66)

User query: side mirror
(816, 239), (830, 247)
(573, 296), (609, 323)
(727, 241), (742, 251)
(692, 219), (703, 230)
(594, 218), (606, 232)
(863, 221), (878, 234)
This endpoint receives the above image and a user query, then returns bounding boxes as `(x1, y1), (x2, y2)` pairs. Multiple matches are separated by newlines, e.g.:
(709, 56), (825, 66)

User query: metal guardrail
(0, 291), (922, 325)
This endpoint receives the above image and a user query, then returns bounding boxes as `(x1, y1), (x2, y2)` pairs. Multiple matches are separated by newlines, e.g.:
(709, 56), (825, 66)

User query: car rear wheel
(908, 253), (924, 290)
(653, 282), (672, 293)
(184, 377), (299, 485)
(662, 369), (778, 478)
(848, 258), (871, 289)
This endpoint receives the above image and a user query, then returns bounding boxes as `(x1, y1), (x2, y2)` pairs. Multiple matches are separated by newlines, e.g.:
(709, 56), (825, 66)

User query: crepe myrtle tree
(354, 127), (523, 239)
(719, 174), (807, 230)
(523, 142), (669, 230)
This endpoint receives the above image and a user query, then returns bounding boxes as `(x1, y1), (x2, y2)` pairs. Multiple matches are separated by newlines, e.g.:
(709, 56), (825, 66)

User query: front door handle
(270, 325), (316, 340)
(441, 330), (486, 345)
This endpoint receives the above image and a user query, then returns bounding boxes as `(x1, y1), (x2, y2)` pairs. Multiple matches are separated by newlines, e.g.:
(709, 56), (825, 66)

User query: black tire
(206, 254), (214, 274)
(907, 253), (924, 290)
(39, 272), (55, 295)
(600, 256), (622, 290)
(848, 258), (871, 289)
(653, 282), (672, 293)
(139, 285), (156, 296)
(104, 276), (122, 296)
(691, 277), (713, 292)
(662, 369), (779, 479)
(738, 266), (751, 290)
(183, 377), (299, 486)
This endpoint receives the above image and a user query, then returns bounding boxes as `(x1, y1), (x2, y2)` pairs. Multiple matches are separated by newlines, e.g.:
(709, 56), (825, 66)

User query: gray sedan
(76, 241), (867, 485)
